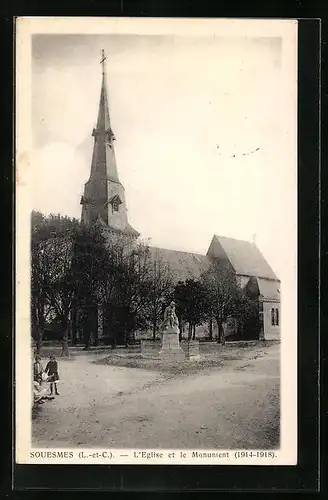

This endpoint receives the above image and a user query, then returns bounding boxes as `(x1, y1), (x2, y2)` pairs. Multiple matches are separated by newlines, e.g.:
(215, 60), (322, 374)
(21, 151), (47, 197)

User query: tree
(174, 279), (208, 341)
(201, 262), (239, 344)
(31, 212), (156, 351)
(76, 230), (134, 347)
(74, 225), (105, 349)
(43, 226), (77, 356)
(31, 212), (80, 356)
(111, 242), (153, 346)
(233, 288), (259, 340)
(31, 212), (55, 353)
(146, 251), (176, 340)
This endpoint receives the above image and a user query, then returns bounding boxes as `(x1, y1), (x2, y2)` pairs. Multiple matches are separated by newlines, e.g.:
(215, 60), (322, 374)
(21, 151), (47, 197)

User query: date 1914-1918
(234, 451), (277, 459)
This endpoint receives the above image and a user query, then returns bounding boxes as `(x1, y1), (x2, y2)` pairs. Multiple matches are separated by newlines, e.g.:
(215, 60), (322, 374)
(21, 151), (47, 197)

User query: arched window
(271, 308), (275, 326)
(275, 308), (279, 326)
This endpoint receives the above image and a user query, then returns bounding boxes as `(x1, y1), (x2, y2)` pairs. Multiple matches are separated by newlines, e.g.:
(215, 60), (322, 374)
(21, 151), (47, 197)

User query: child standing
(33, 355), (44, 384)
(45, 355), (60, 395)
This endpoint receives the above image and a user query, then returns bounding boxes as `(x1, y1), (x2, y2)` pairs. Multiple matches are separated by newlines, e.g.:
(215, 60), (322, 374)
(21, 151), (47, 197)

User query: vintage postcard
(15, 17), (298, 466)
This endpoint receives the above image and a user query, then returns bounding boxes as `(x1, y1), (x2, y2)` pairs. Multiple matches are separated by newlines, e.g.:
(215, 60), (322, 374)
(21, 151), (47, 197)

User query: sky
(31, 33), (296, 279)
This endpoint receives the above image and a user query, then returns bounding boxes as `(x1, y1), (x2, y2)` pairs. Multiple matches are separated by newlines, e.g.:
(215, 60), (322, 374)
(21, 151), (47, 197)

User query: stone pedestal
(159, 328), (185, 361)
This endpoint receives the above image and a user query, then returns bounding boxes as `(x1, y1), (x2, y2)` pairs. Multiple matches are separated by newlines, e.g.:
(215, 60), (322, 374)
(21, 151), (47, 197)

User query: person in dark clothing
(33, 355), (43, 384)
(45, 355), (60, 395)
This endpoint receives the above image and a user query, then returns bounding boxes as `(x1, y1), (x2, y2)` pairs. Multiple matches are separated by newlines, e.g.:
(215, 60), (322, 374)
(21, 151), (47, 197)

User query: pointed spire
(81, 51), (139, 238)
(97, 49), (111, 131)
(89, 49), (119, 183)
(100, 48), (106, 75)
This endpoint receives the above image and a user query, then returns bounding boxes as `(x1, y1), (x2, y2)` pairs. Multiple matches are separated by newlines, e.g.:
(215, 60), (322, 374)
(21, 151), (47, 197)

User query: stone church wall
(263, 301), (280, 340)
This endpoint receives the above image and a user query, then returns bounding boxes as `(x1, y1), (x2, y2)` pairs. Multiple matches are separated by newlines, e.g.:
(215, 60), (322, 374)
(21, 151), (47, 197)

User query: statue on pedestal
(161, 301), (179, 333)
(159, 301), (184, 360)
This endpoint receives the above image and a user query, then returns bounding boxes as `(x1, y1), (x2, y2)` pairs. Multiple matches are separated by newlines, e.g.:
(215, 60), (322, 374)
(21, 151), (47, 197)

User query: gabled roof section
(148, 247), (209, 282)
(125, 222), (140, 237)
(207, 235), (278, 280)
(257, 277), (280, 300)
(94, 214), (108, 229)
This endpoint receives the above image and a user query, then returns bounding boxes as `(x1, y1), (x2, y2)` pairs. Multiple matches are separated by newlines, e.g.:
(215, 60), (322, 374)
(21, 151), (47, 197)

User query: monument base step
(159, 348), (185, 361)
(187, 354), (201, 361)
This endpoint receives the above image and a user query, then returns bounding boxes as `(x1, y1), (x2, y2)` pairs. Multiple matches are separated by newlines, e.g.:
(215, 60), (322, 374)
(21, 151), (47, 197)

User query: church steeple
(89, 49), (119, 183)
(81, 50), (139, 239)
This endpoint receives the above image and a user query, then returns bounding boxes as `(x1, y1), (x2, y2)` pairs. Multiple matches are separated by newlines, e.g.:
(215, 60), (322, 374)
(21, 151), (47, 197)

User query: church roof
(148, 246), (209, 282)
(257, 277), (280, 300)
(125, 222), (140, 237)
(207, 235), (278, 281)
(95, 215), (140, 238)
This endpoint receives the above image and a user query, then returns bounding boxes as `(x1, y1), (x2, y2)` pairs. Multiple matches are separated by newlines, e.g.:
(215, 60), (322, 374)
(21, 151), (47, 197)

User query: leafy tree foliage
(111, 244), (154, 345)
(31, 212), (80, 355)
(31, 210), (260, 353)
(174, 279), (209, 340)
(201, 262), (260, 342)
(145, 250), (176, 340)
(201, 262), (242, 343)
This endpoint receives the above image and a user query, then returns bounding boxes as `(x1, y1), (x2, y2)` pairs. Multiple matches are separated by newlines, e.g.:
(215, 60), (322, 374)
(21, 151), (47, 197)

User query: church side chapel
(75, 50), (280, 345)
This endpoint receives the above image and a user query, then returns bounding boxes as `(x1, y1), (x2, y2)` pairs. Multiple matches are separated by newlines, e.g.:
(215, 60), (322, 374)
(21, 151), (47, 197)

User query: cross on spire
(100, 49), (106, 74)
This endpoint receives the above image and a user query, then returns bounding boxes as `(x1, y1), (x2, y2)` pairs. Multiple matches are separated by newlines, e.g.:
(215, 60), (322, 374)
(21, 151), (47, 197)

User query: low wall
(140, 340), (161, 357)
(198, 340), (270, 353)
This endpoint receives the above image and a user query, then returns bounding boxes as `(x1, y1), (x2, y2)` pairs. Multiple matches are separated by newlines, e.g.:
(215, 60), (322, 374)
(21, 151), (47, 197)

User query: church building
(80, 50), (139, 241)
(79, 51), (280, 342)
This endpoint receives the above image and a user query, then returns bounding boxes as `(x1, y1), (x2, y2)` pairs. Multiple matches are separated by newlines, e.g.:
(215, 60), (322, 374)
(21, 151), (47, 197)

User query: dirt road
(32, 343), (279, 449)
